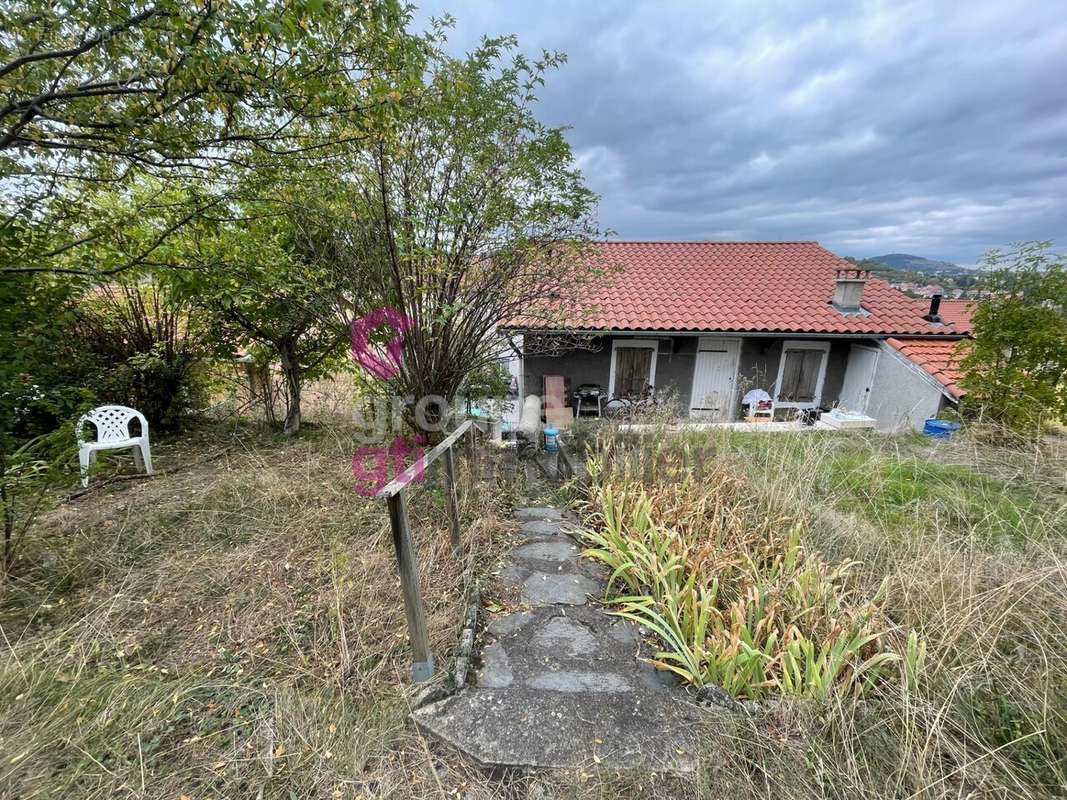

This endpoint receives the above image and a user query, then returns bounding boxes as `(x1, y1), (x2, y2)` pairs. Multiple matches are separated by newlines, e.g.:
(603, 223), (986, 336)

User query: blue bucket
(923, 419), (961, 439)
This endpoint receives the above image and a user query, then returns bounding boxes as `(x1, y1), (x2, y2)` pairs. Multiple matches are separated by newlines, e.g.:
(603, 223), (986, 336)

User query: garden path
(412, 505), (709, 772)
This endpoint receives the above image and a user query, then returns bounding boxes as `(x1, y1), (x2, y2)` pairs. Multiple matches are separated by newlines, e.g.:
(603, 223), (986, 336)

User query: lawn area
(712, 428), (1066, 544)
(574, 426), (1067, 797)
(0, 422), (522, 798)
(3, 421), (1064, 798)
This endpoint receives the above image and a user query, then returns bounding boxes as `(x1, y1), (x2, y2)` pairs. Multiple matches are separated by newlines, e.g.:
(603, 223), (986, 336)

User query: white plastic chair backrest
(77, 405), (147, 444)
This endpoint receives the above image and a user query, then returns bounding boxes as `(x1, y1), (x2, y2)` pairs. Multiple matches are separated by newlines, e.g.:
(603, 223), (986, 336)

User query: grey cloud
(414, 0), (1067, 262)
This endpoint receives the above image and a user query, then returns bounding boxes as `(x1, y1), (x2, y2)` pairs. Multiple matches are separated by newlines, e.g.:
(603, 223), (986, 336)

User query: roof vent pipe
(832, 268), (869, 313)
(923, 293), (943, 324)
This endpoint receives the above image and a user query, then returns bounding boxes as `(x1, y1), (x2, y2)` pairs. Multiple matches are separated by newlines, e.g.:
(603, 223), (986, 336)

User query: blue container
(543, 426), (559, 452)
(923, 419), (961, 439)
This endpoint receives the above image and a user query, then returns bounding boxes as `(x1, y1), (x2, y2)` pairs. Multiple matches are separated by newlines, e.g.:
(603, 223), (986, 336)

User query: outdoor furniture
(742, 388), (774, 422)
(542, 375), (567, 412)
(77, 405), (153, 487)
(572, 383), (604, 417)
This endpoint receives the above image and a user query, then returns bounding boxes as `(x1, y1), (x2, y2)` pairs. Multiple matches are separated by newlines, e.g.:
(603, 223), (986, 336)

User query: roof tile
(538, 241), (971, 336)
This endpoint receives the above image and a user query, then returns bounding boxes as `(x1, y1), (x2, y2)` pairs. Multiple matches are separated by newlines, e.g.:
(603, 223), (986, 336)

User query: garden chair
(77, 405), (153, 487)
(742, 388), (774, 422)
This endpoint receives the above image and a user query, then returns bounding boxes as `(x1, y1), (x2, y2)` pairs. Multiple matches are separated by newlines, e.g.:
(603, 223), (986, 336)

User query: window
(609, 339), (659, 398)
(773, 340), (830, 409)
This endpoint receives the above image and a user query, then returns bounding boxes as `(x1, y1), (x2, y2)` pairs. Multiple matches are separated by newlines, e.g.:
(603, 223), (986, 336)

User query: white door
(690, 338), (741, 419)
(839, 344), (880, 413)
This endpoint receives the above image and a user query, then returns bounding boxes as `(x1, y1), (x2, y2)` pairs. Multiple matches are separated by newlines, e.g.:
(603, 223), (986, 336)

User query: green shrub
(71, 281), (215, 430)
(578, 436), (908, 700)
(959, 242), (1067, 434)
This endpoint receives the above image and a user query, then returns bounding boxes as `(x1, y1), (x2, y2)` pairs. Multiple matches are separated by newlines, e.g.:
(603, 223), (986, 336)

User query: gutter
(500, 327), (970, 340)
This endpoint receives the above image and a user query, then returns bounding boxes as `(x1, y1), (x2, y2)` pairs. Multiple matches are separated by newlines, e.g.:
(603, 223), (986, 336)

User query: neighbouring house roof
(886, 337), (968, 399)
(936, 299), (975, 333)
(517, 241), (971, 336)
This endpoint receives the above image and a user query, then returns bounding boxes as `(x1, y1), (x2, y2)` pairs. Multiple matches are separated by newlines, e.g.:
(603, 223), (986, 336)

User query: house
(502, 241), (973, 432)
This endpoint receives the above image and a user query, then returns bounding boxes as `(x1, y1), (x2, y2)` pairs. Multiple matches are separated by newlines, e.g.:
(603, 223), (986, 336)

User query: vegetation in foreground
(0, 422), (523, 798)
(3, 412), (1065, 799)
(575, 427), (1066, 797)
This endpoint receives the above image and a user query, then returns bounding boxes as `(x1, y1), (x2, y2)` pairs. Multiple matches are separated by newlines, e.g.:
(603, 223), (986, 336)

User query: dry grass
(573, 426), (1067, 798)
(3, 414), (1063, 798)
(0, 421), (524, 798)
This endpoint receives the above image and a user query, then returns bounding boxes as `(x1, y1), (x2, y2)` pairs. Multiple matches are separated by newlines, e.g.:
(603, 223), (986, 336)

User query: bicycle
(603, 385), (659, 421)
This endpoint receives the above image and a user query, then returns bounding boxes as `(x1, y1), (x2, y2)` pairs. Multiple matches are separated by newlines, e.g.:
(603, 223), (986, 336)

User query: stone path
(412, 505), (706, 772)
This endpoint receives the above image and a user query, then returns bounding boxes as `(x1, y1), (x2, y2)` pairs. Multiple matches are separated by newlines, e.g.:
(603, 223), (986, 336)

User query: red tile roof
(936, 299), (975, 332)
(886, 337), (968, 399)
(534, 241), (970, 336)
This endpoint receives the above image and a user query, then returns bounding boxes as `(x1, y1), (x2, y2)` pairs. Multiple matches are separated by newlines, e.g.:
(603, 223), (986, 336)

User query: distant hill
(867, 253), (965, 274)
(844, 253), (980, 296)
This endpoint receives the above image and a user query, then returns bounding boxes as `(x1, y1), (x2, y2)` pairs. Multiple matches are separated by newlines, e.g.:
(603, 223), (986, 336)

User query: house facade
(504, 242), (971, 431)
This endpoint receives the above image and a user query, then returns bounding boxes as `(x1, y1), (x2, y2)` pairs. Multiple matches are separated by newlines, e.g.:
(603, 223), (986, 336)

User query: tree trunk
(278, 347), (302, 435)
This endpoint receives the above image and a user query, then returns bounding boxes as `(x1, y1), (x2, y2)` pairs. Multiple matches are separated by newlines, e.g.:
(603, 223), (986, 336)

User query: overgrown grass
(579, 453), (908, 699)
(573, 426), (1067, 797)
(0, 421), (521, 798)
(5, 416), (1064, 798)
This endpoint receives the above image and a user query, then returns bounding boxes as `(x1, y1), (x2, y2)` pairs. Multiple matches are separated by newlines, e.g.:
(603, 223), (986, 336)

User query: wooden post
(386, 491), (434, 682)
(443, 446), (461, 554)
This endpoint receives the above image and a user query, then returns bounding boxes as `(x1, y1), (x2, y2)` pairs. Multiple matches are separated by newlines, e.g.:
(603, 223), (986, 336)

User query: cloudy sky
(413, 0), (1067, 264)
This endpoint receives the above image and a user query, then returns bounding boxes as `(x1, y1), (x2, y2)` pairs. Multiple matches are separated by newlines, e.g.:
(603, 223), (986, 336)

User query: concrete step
(412, 685), (704, 772)
(412, 505), (714, 773)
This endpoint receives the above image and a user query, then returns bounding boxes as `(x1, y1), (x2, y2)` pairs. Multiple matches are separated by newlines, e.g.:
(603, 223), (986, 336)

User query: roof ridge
(598, 239), (821, 245)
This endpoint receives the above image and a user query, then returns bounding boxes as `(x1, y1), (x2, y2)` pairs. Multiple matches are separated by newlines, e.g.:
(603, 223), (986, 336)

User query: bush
(71, 281), (215, 430)
(1, 273), (91, 572)
(959, 242), (1067, 433)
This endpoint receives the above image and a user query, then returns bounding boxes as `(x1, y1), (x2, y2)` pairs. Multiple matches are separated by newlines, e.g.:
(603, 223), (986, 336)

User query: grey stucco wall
(522, 335), (696, 408)
(523, 336), (612, 398)
(823, 340), (851, 402)
(736, 337), (851, 405)
(866, 344), (947, 432)
(524, 334), (862, 415)
(653, 336), (697, 408)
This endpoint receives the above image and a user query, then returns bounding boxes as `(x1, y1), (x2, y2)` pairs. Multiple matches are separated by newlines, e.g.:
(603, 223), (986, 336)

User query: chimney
(923, 293), (943, 323)
(832, 268), (869, 314)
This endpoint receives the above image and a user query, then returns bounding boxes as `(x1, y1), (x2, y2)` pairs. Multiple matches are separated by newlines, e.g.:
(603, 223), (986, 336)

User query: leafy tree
(337, 30), (605, 416)
(170, 185), (351, 435)
(0, 270), (87, 573)
(959, 242), (1067, 431)
(1, 0), (419, 277)
(70, 279), (217, 429)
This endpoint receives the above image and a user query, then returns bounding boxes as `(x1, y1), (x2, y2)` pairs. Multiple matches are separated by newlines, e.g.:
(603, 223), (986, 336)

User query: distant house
(502, 241), (972, 432)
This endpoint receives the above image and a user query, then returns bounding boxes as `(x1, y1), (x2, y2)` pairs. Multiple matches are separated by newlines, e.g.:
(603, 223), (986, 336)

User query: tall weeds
(576, 428), (1067, 796)
(579, 436), (907, 699)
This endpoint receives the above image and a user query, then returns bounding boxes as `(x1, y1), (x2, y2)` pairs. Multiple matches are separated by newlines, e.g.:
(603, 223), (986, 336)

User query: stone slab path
(412, 506), (706, 772)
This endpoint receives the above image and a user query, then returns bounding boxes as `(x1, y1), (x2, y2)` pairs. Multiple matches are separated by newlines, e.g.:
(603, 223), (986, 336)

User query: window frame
(608, 338), (659, 399)
(773, 340), (831, 410)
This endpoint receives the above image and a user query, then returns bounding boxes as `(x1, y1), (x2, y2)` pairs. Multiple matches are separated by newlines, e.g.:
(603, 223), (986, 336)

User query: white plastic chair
(77, 405), (153, 487)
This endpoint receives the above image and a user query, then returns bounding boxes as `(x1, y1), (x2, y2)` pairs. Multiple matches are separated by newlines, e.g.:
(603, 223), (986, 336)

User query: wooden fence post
(443, 446), (461, 554)
(386, 490), (434, 682)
